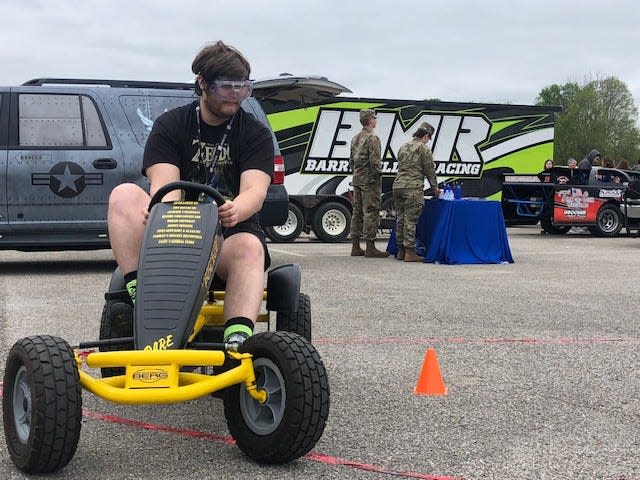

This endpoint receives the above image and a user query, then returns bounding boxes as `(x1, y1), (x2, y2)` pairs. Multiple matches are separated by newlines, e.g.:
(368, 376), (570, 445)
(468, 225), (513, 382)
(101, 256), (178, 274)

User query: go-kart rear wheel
(223, 331), (329, 464)
(99, 299), (134, 378)
(276, 292), (311, 341)
(2, 335), (82, 474)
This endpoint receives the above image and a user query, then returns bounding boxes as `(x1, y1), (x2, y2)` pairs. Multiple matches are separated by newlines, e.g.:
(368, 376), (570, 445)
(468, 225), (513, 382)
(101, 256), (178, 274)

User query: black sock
(124, 271), (137, 284)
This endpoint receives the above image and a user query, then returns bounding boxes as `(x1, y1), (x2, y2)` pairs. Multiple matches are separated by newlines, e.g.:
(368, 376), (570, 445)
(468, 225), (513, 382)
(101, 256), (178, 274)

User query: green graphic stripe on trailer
(490, 120), (524, 137)
(483, 142), (555, 173)
(267, 102), (385, 132)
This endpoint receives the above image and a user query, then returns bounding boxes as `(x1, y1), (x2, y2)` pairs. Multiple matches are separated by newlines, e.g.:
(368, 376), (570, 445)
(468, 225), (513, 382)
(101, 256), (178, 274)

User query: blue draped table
(387, 199), (514, 264)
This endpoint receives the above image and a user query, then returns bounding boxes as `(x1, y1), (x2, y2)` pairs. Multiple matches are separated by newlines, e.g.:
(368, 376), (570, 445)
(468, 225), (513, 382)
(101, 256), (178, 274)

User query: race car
(501, 166), (640, 236)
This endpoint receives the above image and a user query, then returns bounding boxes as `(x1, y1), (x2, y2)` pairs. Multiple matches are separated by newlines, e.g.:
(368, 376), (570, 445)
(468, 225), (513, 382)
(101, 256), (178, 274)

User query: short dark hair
(413, 122), (434, 139)
(359, 109), (376, 126)
(192, 41), (251, 95)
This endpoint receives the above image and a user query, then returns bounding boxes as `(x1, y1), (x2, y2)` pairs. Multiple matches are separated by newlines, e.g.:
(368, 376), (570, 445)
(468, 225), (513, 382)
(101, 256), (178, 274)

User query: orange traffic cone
(414, 348), (447, 396)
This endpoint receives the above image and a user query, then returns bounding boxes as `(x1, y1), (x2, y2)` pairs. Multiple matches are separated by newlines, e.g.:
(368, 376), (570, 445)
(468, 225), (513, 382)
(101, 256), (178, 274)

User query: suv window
(18, 93), (107, 148)
(119, 95), (194, 148)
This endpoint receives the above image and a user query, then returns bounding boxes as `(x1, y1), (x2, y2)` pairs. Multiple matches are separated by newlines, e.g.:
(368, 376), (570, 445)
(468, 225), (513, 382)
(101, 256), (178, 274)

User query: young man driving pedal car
(107, 41), (274, 347)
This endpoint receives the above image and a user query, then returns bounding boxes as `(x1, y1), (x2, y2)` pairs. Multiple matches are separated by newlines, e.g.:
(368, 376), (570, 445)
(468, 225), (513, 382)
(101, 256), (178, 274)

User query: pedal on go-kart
(2, 181), (330, 474)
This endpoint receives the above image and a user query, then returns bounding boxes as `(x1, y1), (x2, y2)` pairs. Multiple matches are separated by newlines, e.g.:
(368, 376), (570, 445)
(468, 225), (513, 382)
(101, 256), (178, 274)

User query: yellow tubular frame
(189, 293), (271, 343)
(78, 289), (276, 406)
(76, 350), (267, 405)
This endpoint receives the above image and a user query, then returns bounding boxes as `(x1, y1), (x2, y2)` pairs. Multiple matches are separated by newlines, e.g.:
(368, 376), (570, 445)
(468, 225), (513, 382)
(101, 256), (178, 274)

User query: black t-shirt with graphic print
(142, 100), (274, 226)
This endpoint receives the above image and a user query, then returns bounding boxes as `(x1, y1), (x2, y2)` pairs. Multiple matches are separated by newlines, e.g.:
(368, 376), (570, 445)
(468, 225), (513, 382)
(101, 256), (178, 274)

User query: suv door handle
(93, 158), (118, 169)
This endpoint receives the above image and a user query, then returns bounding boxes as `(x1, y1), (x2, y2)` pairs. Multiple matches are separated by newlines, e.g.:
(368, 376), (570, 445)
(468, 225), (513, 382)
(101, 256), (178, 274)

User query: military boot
(404, 250), (424, 262)
(365, 240), (389, 258)
(397, 247), (406, 261)
(350, 238), (365, 256)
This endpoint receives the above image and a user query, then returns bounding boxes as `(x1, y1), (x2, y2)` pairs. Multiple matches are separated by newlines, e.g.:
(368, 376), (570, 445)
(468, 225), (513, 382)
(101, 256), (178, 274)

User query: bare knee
(109, 183), (148, 217)
(217, 233), (264, 279)
(224, 233), (264, 265)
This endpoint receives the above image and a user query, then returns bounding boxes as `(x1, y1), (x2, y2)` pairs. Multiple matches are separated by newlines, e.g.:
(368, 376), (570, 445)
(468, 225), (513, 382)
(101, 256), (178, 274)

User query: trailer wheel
(223, 331), (329, 464)
(276, 293), (311, 341)
(379, 196), (396, 230)
(312, 201), (350, 242)
(590, 204), (623, 237)
(264, 203), (304, 242)
(540, 217), (570, 235)
(3, 336), (82, 474)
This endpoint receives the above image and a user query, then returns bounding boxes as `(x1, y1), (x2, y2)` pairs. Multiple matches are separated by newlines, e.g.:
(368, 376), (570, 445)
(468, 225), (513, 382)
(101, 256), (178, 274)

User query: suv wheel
(264, 204), (304, 242)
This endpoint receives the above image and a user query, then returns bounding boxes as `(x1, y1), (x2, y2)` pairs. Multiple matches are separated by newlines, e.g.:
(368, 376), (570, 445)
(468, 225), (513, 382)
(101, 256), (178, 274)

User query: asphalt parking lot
(0, 226), (638, 479)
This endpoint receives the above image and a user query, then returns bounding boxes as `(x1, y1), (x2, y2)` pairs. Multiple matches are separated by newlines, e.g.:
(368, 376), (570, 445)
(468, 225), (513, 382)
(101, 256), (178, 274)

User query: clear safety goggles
(210, 79), (253, 101)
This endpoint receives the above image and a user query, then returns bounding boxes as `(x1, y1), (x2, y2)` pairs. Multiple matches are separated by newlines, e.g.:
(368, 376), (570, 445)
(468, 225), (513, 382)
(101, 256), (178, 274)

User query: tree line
(536, 77), (640, 168)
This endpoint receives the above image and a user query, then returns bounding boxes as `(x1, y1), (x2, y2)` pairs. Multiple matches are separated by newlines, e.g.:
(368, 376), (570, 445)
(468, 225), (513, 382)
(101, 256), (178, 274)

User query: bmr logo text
(301, 109), (491, 177)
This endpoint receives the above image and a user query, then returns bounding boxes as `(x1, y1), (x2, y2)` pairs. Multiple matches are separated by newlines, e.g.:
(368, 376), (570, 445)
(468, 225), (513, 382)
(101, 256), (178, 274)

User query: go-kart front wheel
(223, 331), (329, 463)
(2, 335), (82, 473)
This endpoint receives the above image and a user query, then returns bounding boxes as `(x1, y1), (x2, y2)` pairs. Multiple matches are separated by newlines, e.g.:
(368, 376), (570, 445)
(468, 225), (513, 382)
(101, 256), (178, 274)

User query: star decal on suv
(32, 162), (103, 198)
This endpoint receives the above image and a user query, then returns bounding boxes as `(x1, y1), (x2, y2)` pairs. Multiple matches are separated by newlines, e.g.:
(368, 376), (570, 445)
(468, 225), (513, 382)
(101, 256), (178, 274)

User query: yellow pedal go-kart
(2, 181), (329, 474)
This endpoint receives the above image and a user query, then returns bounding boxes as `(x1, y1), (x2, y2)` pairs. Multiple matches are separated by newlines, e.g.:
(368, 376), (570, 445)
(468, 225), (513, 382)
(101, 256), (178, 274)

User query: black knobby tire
(540, 217), (571, 235)
(3, 335), (82, 474)
(99, 299), (134, 377)
(591, 204), (623, 237)
(276, 293), (311, 341)
(223, 331), (329, 464)
(312, 202), (351, 242)
(264, 203), (304, 242)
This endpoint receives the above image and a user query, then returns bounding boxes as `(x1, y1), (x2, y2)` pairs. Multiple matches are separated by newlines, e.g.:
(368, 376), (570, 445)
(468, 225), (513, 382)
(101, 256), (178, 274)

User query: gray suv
(0, 78), (287, 251)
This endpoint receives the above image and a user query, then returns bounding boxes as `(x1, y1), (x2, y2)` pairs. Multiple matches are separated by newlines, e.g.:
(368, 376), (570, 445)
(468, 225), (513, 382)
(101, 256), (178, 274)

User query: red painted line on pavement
(313, 336), (640, 346)
(306, 452), (463, 480)
(81, 409), (235, 445)
(81, 410), (462, 479)
(0, 385), (460, 480)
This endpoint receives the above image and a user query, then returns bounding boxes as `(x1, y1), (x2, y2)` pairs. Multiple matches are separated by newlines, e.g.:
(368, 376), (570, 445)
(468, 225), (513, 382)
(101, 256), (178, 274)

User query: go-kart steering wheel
(148, 181), (227, 210)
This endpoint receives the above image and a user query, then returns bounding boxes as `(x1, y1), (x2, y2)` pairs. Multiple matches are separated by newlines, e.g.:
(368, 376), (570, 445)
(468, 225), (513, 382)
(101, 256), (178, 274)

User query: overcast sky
(2, 0), (639, 108)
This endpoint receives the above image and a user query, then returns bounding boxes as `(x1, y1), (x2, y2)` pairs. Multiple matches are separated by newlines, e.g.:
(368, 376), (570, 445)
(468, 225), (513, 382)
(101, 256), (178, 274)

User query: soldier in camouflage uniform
(392, 122), (439, 262)
(349, 109), (388, 258)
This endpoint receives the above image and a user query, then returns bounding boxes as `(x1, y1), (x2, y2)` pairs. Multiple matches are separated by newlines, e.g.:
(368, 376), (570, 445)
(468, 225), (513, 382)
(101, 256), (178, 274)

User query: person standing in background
(602, 156), (615, 168)
(392, 122), (439, 262)
(616, 159), (630, 170)
(349, 109), (388, 258)
(578, 149), (601, 170)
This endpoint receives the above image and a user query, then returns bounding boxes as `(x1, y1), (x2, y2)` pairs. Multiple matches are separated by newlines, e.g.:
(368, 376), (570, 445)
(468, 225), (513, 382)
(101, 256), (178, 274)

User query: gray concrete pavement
(0, 226), (638, 479)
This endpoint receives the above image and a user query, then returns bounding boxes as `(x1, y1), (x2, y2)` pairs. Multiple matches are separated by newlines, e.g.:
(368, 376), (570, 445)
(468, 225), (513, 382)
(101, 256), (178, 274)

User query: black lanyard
(195, 105), (235, 186)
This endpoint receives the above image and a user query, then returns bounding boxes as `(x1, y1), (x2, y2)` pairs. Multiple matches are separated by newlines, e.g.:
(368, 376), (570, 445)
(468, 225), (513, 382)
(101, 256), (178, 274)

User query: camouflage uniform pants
(350, 183), (382, 241)
(392, 187), (424, 250)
